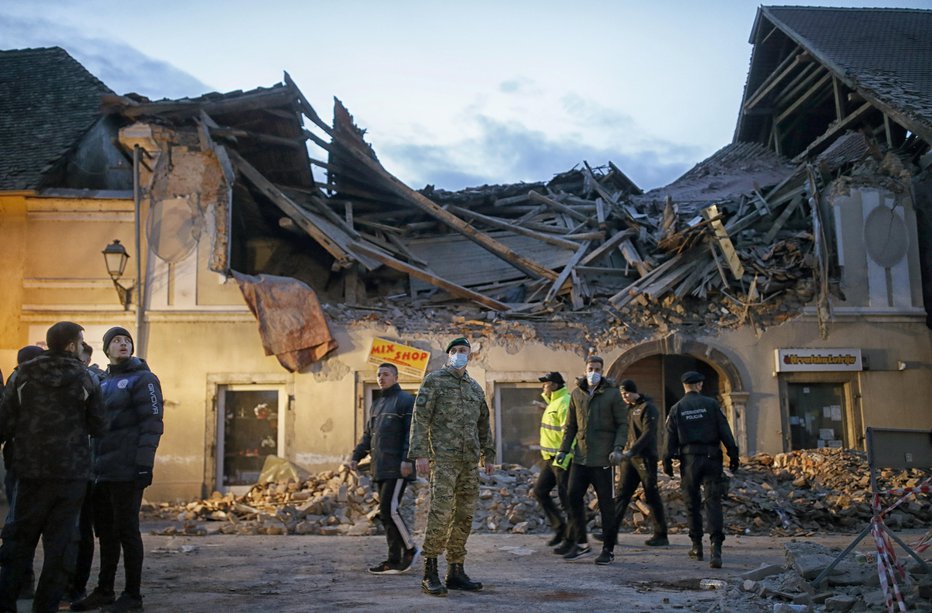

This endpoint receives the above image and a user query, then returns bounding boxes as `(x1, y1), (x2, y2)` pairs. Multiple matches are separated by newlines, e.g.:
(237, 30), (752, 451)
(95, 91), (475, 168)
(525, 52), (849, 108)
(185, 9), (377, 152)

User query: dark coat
(559, 378), (627, 467)
(664, 391), (738, 462)
(352, 383), (416, 481)
(93, 357), (164, 481)
(0, 352), (105, 480)
(624, 394), (659, 459)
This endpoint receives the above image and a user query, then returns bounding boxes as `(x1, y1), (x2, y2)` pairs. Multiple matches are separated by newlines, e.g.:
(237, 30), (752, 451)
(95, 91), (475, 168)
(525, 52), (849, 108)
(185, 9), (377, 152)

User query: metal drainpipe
(133, 145), (146, 359)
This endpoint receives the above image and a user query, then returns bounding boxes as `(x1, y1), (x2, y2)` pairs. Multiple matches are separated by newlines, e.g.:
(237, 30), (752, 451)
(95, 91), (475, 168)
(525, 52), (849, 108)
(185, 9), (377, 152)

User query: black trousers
(70, 481), (95, 595)
(566, 464), (616, 551)
(377, 479), (414, 563)
(0, 478), (85, 613)
(92, 481), (145, 597)
(680, 453), (725, 543)
(613, 456), (668, 536)
(532, 458), (570, 534)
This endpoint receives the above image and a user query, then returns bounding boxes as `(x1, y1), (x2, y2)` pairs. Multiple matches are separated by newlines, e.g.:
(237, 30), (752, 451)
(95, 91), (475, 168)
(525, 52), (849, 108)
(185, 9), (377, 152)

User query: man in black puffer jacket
(350, 363), (418, 575)
(73, 327), (163, 613)
(0, 322), (105, 613)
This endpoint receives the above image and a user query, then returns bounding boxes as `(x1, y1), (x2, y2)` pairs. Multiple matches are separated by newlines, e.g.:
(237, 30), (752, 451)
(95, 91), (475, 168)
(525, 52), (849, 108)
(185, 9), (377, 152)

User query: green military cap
(445, 337), (470, 353)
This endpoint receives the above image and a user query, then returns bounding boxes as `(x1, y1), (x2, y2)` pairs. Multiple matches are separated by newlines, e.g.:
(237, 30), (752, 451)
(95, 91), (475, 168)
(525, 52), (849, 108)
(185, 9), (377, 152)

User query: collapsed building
(1, 6), (931, 501)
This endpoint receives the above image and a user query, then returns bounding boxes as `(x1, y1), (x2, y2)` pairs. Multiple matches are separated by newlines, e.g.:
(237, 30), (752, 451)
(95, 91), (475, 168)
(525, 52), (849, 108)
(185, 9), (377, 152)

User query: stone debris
(147, 448), (929, 541)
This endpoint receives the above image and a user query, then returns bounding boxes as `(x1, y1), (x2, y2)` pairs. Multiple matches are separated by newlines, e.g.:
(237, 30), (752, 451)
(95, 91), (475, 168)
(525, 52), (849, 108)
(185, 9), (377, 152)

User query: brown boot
(421, 557), (447, 596)
(689, 538), (704, 561)
(446, 563), (483, 591)
(709, 541), (723, 569)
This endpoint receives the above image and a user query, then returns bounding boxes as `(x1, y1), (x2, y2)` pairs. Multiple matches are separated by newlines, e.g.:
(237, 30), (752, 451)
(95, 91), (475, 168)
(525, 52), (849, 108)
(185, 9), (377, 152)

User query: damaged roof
(737, 6), (932, 146)
(0, 47), (113, 190)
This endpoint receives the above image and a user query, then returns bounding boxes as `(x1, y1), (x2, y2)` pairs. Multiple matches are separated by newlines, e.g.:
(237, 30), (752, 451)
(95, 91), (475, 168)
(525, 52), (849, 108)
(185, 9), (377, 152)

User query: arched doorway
(607, 337), (750, 453)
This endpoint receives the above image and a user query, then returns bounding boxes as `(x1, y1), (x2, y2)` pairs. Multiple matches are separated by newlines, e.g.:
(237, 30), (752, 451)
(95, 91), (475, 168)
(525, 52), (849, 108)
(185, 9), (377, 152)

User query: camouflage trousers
(422, 458), (479, 563)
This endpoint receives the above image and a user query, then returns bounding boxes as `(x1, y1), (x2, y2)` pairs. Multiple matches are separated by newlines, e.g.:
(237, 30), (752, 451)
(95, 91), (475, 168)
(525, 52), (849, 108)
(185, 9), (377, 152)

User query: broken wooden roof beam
(446, 205), (581, 251)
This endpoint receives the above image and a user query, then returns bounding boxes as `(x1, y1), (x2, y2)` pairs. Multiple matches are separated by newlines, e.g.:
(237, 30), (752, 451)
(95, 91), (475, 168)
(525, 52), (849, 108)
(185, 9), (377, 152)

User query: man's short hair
(46, 321), (84, 353)
(586, 355), (604, 366)
(377, 363), (399, 376)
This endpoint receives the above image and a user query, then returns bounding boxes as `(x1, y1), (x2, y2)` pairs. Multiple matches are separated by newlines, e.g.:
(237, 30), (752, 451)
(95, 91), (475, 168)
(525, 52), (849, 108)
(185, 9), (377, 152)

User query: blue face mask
(586, 372), (601, 387)
(448, 352), (469, 369)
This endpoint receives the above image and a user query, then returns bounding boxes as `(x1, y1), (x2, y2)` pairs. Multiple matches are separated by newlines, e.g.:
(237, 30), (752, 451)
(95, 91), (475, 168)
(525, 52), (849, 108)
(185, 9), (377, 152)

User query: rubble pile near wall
(147, 449), (930, 539)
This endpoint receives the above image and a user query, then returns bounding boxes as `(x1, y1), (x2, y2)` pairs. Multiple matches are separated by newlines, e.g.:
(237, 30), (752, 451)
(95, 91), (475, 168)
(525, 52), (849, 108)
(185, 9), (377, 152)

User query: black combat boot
(689, 538), (704, 561)
(421, 558), (447, 596)
(709, 541), (723, 569)
(446, 563), (483, 591)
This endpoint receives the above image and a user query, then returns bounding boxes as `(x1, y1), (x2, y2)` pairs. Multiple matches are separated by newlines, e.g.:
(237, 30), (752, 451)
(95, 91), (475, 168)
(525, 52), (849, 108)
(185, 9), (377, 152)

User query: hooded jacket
(624, 394), (660, 459)
(0, 352), (105, 480)
(559, 377), (627, 467)
(352, 383), (416, 481)
(93, 357), (164, 481)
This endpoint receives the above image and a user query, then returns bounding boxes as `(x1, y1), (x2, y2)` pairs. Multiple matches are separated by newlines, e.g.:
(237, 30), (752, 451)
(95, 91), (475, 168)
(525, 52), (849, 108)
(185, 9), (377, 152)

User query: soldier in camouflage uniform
(0, 322), (105, 613)
(409, 337), (494, 597)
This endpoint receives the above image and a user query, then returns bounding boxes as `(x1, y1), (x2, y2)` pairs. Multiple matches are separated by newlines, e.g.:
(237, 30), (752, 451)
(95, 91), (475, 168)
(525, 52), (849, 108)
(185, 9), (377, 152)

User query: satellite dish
(146, 197), (202, 263)
(863, 205), (907, 268)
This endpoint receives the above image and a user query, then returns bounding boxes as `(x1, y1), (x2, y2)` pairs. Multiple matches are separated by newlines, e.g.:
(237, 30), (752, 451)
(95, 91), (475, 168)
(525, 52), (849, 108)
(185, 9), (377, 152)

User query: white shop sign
(774, 348), (862, 372)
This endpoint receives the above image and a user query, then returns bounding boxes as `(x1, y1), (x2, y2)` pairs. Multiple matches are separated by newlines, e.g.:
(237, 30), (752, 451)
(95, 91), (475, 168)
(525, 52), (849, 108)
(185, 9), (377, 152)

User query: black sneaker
(100, 593), (143, 613)
(562, 543), (592, 561)
(591, 531), (604, 542)
(71, 588), (115, 611)
(552, 541), (573, 555)
(398, 547), (421, 574)
(594, 549), (614, 565)
(644, 534), (669, 546)
(368, 560), (403, 575)
(546, 530), (564, 547)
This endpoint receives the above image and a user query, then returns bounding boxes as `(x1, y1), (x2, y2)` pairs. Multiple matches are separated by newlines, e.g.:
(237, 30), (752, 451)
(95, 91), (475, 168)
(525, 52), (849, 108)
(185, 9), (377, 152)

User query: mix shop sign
(367, 338), (431, 378)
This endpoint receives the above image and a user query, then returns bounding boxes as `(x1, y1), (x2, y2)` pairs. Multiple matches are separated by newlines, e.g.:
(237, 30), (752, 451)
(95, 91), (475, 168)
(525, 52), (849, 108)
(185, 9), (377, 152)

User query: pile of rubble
(147, 448), (929, 540)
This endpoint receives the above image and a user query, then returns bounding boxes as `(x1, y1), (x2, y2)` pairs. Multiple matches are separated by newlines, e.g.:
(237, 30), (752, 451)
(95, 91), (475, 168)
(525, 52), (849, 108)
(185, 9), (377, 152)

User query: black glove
(608, 449), (624, 465)
(135, 465), (153, 488)
(555, 452), (567, 465)
(662, 459), (674, 477)
(729, 457), (739, 473)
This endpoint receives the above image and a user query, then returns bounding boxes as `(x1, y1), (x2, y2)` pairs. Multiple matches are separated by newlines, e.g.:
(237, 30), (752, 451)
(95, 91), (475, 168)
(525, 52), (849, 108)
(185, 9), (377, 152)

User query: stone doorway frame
(606, 336), (750, 454)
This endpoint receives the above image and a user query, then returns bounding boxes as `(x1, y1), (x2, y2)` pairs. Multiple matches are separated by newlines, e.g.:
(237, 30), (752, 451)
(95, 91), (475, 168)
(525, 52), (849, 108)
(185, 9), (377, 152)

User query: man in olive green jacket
(554, 356), (627, 565)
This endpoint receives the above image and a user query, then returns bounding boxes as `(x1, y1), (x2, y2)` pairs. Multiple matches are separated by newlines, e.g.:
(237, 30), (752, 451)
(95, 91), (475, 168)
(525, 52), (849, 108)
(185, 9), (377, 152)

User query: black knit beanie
(103, 326), (134, 357)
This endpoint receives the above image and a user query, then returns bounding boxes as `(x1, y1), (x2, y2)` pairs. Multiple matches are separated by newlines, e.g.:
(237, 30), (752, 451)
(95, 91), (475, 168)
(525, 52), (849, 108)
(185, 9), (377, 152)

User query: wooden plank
(701, 204), (744, 280)
(544, 241), (591, 304)
(331, 135), (558, 281)
(229, 150), (354, 268)
(579, 229), (637, 266)
(284, 72), (333, 136)
(351, 241), (509, 311)
(527, 191), (592, 225)
(642, 257), (702, 301)
(609, 253), (684, 307)
(775, 72), (832, 125)
(447, 205), (580, 251)
(618, 239), (651, 277)
(595, 197), (607, 230)
(792, 101), (873, 163)
(762, 194), (803, 243)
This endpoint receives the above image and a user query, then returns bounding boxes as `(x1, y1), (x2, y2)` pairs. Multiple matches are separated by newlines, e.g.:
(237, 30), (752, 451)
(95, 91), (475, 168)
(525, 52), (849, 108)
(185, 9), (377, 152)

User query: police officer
(663, 371), (739, 569)
(608, 378), (668, 546)
(531, 372), (573, 546)
(409, 337), (494, 597)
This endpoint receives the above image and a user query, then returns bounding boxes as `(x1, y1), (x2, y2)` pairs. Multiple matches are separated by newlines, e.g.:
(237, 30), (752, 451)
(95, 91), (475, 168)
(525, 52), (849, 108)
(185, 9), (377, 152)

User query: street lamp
(102, 239), (134, 310)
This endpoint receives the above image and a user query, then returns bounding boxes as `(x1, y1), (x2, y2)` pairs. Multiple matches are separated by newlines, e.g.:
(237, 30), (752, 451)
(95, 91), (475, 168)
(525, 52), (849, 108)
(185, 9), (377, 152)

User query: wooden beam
(832, 76), (846, 121)
(544, 241), (591, 304)
(527, 191), (592, 225)
(762, 195), (803, 243)
(447, 205), (580, 251)
(701, 204), (744, 280)
(792, 101), (873, 163)
(333, 136), (558, 281)
(618, 240), (651, 277)
(229, 150), (354, 268)
(744, 49), (805, 110)
(775, 71), (832, 125)
(350, 242), (509, 311)
(579, 229), (637, 266)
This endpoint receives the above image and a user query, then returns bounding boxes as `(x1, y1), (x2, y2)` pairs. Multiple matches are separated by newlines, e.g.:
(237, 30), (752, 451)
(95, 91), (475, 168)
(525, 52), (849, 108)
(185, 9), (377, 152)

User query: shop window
(786, 383), (849, 449)
(494, 383), (542, 468)
(216, 386), (286, 491)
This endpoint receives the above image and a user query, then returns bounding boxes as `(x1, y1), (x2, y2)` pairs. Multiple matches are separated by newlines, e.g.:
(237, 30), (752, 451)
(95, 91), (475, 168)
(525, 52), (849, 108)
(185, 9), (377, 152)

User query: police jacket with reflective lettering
(93, 357), (164, 481)
(352, 383), (416, 481)
(625, 394), (659, 459)
(663, 391), (738, 462)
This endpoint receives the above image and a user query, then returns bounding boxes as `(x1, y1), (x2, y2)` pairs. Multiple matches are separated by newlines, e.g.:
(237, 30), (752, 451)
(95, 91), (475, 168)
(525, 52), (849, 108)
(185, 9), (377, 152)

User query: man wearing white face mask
(409, 337), (495, 597)
(554, 356), (627, 565)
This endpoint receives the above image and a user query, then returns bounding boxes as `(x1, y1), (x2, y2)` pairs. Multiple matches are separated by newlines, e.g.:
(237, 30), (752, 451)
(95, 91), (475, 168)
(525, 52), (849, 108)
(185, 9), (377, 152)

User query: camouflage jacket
(408, 366), (495, 464)
(0, 351), (105, 480)
(93, 357), (164, 481)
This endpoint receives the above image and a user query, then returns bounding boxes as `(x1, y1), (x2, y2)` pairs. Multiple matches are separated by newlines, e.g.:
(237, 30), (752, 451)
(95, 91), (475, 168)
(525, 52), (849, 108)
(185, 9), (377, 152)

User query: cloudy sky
(3, 0), (930, 191)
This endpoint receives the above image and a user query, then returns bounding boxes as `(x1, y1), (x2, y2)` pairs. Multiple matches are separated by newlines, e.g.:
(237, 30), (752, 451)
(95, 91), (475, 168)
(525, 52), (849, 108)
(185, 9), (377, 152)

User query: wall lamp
(102, 239), (134, 310)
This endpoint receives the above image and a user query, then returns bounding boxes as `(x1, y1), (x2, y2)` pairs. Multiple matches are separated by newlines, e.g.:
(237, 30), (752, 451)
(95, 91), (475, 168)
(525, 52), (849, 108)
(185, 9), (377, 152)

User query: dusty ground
(13, 522), (896, 613)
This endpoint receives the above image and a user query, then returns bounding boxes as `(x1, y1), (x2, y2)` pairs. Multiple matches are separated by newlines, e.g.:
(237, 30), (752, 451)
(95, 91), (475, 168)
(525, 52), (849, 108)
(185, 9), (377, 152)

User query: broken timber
(702, 204), (745, 280)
